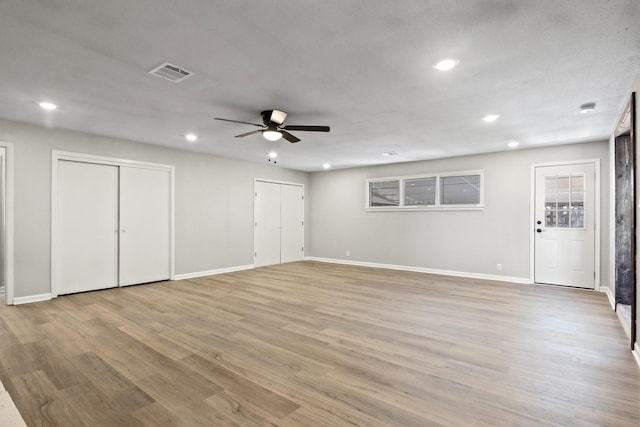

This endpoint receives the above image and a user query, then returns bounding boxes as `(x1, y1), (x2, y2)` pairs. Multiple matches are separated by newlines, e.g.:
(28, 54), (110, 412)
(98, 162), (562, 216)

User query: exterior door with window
(534, 163), (596, 289)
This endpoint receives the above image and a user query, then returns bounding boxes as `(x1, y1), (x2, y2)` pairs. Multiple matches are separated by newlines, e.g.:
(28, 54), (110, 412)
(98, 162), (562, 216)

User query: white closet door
(58, 161), (119, 295)
(119, 166), (171, 286)
(281, 184), (304, 263)
(254, 181), (281, 267)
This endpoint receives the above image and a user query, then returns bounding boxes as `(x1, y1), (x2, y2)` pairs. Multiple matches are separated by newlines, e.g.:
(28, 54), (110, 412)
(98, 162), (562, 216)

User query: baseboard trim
(13, 293), (52, 305)
(600, 285), (615, 309)
(174, 264), (254, 280)
(304, 257), (531, 284)
(633, 343), (640, 369)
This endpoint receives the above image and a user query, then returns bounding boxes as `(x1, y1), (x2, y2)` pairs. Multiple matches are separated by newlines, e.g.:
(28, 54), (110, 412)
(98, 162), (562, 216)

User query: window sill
(366, 205), (485, 212)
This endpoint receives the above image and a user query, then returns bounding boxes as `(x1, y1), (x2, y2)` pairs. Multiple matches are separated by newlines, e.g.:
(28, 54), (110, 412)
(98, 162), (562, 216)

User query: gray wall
(309, 141), (610, 283)
(0, 118), (309, 298)
(0, 117), (613, 300)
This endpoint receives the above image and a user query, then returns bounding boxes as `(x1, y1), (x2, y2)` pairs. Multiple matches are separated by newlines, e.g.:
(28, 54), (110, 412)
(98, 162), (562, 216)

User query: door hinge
(301, 220), (304, 226)
(302, 195), (304, 200)
(255, 191), (257, 197)
(302, 246), (304, 252)
(255, 251), (257, 257)
(255, 221), (257, 227)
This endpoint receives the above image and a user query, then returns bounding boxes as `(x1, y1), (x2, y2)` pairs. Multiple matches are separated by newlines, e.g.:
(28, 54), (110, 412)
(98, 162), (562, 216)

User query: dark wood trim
(631, 91), (637, 350)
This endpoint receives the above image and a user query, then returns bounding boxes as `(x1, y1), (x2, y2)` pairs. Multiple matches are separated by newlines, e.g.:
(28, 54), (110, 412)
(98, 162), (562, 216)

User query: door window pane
(369, 180), (399, 207)
(543, 173), (585, 229)
(571, 211), (584, 228)
(557, 210), (570, 228)
(545, 211), (557, 227)
(404, 177), (436, 206)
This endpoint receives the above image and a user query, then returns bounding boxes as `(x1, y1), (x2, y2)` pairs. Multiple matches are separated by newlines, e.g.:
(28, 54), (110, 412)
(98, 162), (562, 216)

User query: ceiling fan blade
(215, 117), (264, 127)
(280, 130), (301, 143)
(282, 125), (330, 132)
(235, 130), (262, 138)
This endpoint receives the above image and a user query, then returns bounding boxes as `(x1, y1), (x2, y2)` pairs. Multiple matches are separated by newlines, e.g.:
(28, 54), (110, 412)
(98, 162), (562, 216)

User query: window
(440, 174), (481, 205)
(367, 170), (483, 210)
(369, 180), (399, 206)
(404, 177), (436, 206)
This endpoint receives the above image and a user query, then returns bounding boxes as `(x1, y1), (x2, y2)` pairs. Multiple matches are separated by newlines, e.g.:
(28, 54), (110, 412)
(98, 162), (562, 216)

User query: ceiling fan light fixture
(507, 141), (519, 148)
(184, 133), (198, 142)
(268, 151), (278, 159)
(263, 130), (282, 141)
(322, 163), (331, 169)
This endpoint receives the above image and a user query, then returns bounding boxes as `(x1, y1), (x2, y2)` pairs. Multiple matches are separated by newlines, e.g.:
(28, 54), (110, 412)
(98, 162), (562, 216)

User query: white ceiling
(0, 1), (639, 171)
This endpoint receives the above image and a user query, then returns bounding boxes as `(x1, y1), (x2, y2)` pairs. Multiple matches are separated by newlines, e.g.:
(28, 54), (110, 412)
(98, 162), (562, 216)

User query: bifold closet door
(254, 181), (304, 267)
(280, 184), (304, 263)
(119, 166), (171, 286)
(58, 161), (119, 295)
(254, 181), (281, 267)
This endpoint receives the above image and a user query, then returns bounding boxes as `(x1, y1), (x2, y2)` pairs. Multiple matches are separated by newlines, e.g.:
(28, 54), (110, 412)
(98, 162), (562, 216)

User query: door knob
(536, 228), (544, 233)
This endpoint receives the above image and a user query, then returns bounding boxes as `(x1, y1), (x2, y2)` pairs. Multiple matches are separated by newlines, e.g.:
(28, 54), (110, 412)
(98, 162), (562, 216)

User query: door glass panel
(543, 173), (585, 229)
(545, 176), (557, 191)
(545, 211), (557, 227)
(571, 211), (584, 228)
(557, 210), (570, 228)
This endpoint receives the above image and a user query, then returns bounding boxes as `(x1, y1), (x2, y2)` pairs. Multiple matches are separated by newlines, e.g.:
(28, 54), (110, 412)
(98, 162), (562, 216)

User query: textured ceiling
(0, 0), (639, 171)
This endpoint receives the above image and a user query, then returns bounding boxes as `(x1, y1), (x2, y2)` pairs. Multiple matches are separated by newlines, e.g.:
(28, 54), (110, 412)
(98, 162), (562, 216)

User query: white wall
(308, 141), (610, 283)
(0, 118), (309, 299)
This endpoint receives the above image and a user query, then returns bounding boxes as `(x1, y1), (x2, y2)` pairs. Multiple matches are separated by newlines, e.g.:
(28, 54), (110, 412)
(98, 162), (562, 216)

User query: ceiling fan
(214, 109), (330, 143)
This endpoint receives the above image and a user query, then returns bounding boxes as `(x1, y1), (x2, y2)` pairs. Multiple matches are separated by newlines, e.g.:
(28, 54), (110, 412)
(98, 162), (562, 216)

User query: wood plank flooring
(0, 261), (638, 426)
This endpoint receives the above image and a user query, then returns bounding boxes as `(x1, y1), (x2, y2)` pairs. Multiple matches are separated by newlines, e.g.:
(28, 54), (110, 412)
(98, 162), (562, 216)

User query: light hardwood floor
(0, 261), (638, 426)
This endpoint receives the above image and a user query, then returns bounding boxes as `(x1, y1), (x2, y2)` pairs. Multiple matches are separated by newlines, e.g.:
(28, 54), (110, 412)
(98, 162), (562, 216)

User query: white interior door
(281, 184), (304, 263)
(119, 166), (171, 286)
(534, 163), (596, 288)
(58, 161), (119, 295)
(254, 181), (282, 267)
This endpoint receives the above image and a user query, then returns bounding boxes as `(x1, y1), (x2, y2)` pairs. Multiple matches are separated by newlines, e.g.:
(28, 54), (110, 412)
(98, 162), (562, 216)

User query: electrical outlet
(496, 263), (502, 271)
(346, 250), (350, 257)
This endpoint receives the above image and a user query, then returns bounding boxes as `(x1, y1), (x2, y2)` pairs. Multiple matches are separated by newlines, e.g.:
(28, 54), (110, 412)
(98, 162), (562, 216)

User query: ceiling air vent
(148, 62), (194, 83)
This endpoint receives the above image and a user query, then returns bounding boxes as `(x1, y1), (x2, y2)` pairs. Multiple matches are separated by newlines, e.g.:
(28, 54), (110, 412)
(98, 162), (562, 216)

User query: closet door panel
(58, 161), (119, 295)
(254, 181), (281, 267)
(119, 166), (171, 286)
(281, 184), (304, 263)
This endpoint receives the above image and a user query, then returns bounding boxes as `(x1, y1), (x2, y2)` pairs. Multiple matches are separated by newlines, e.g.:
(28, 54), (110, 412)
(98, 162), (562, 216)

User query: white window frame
(366, 170), (484, 211)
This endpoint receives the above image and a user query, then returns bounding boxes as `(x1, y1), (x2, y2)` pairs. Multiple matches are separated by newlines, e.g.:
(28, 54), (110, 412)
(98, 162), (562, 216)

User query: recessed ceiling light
(579, 102), (596, 114)
(507, 141), (520, 148)
(482, 114), (500, 123)
(38, 101), (57, 111)
(322, 163), (331, 169)
(268, 151), (278, 159)
(185, 133), (198, 142)
(381, 151), (399, 157)
(433, 59), (459, 71)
